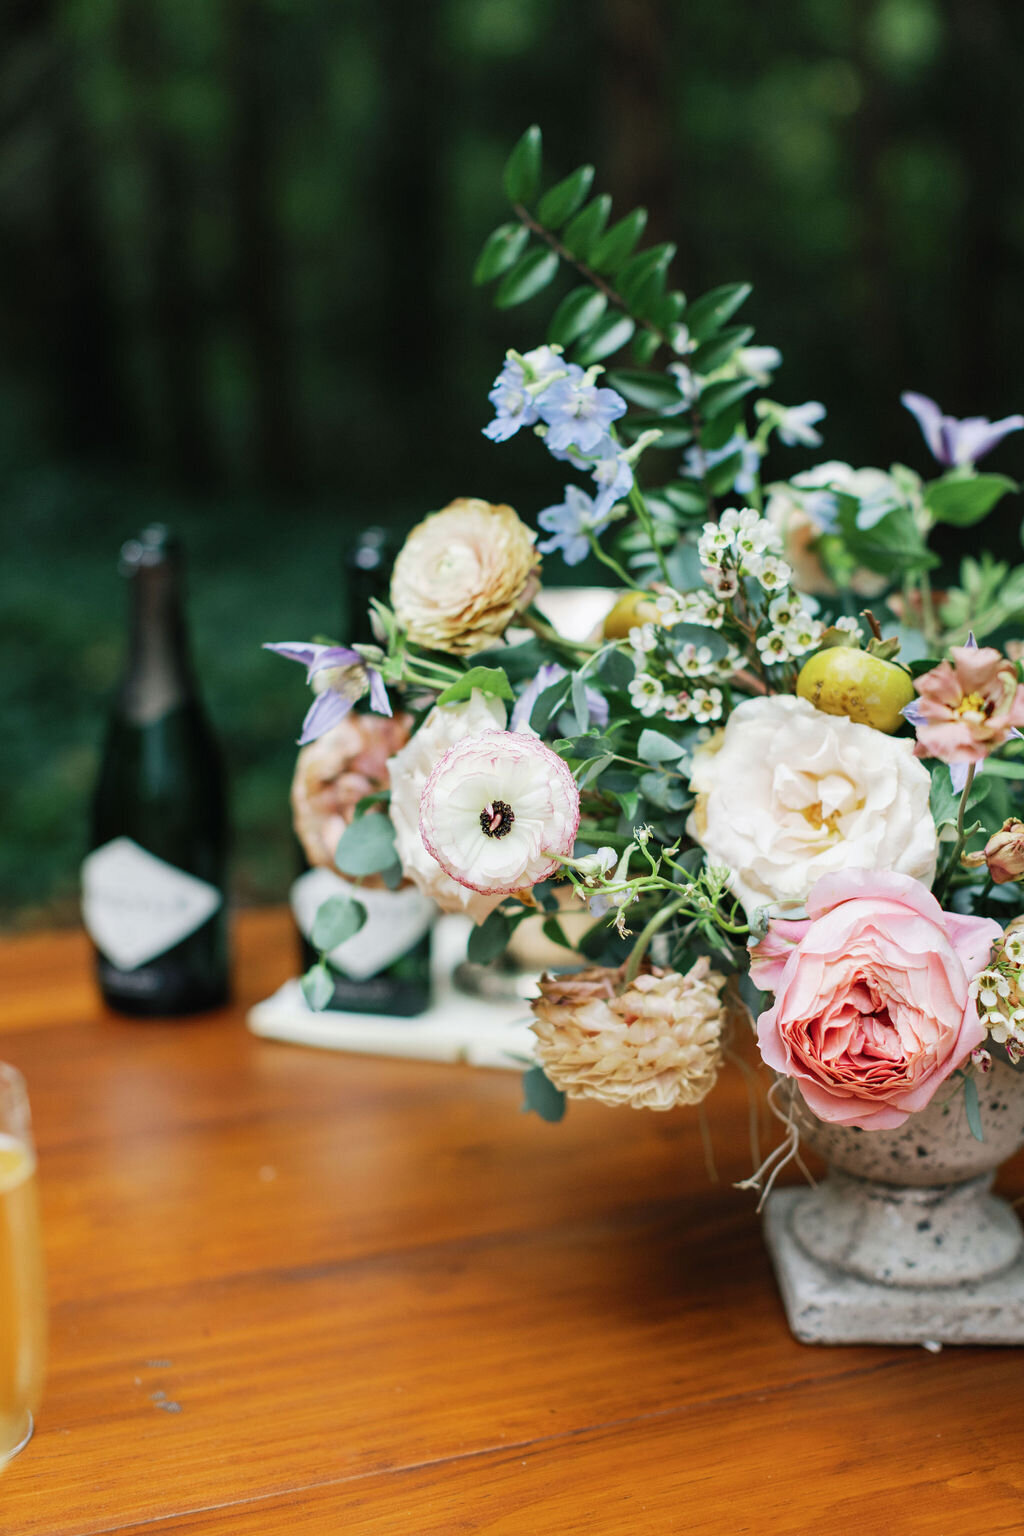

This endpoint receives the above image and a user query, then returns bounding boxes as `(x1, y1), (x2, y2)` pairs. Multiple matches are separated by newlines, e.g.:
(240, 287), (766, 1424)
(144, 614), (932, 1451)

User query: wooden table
(3, 910), (1023, 1534)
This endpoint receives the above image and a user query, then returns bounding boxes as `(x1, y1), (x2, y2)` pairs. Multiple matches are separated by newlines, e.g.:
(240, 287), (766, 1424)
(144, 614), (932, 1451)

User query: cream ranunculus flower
(387, 690), (507, 923)
(687, 694), (938, 917)
(530, 960), (728, 1111)
(390, 497), (540, 655)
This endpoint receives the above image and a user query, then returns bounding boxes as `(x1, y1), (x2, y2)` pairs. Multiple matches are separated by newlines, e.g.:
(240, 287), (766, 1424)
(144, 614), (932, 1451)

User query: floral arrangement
(268, 127), (1024, 1168)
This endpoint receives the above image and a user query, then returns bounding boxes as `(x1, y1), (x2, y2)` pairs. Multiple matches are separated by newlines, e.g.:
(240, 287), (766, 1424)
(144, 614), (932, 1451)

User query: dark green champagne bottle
(83, 527), (230, 1015)
(289, 527), (433, 1017)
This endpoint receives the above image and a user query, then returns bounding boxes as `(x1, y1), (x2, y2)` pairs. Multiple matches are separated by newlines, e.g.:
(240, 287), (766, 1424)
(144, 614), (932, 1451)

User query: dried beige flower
(530, 959), (728, 1111)
(390, 497), (540, 655)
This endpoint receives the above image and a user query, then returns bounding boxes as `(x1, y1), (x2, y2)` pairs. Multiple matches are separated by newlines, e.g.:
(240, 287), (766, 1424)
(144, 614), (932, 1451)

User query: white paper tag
(290, 867), (434, 981)
(82, 837), (222, 970)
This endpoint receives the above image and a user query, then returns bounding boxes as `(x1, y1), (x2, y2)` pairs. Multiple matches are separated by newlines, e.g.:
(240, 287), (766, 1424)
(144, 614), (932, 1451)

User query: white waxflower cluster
(697, 507), (793, 591)
(970, 925), (1024, 1064)
(752, 593), (824, 666)
(664, 686), (724, 724)
(627, 625), (741, 722)
(628, 672), (668, 718)
(654, 587), (727, 631)
(664, 641), (743, 683)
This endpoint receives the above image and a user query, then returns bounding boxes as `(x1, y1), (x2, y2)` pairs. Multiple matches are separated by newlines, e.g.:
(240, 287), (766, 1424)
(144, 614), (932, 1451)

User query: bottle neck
(120, 561), (196, 723)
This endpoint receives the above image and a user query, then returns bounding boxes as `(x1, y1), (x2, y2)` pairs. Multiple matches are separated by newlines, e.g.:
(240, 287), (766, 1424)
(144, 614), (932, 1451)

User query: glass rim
(0, 1061), (33, 1147)
(0, 1061), (28, 1096)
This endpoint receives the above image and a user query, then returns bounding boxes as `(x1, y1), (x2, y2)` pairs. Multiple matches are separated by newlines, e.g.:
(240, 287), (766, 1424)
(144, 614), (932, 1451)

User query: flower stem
(918, 569), (941, 652)
(628, 484), (672, 585)
(520, 609), (598, 656)
(934, 762), (977, 905)
(623, 895), (689, 985)
(588, 535), (639, 590)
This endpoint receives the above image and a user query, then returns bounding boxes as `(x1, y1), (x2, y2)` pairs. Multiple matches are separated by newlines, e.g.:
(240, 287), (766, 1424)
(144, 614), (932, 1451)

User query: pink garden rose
(908, 641), (1024, 770)
(750, 870), (1000, 1129)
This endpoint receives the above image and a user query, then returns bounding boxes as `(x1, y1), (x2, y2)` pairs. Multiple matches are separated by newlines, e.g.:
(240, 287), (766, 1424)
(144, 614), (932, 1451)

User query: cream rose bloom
(530, 960), (728, 1111)
(390, 497), (540, 655)
(387, 690), (507, 923)
(687, 694), (938, 917)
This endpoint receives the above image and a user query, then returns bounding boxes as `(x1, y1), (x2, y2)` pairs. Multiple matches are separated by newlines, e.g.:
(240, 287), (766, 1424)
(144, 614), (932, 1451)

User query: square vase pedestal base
(764, 1187), (1024, 1347)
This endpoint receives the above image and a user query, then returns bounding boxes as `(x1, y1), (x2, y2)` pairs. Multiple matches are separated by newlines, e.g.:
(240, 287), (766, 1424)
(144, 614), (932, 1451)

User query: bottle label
(82, 837), (222, 970)
(290, 868), (434, 981)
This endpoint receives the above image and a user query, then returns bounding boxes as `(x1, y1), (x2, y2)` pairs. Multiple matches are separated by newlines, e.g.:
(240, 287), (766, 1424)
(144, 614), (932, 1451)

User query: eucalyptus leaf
(548, 286), (608, 348)
(530, 676), (572, 734)
(571, 671), (590, 733)
(639, 771), (688, 811)
(494, 248), (560, 309)
(597, 648), (636, 691)
(436, 666), (514, 704)
(578, 752), (616, 787)
(521, 1064), (567, 1122)
(562, 194), (612, 259)
(638, 728), (686, 764)
(536, 164), (594, 228)
(503, 124), (542, 205)
(473, 222), (530, 285)
(301, 963), (334, 1013)
(310, 894), (367, 952)
(334, 813), (398, 877)
(929, 764), (961, 829)
(468, 908), (511, 965)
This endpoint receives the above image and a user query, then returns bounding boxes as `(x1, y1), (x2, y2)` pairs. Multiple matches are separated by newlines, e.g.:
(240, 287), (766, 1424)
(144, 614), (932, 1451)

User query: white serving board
(246, 916), (539, 1071)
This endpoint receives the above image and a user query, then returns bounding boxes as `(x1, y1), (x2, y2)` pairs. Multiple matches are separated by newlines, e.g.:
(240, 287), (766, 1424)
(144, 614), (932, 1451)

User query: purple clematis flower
(264, 641), (391, 744)
(510, 662), (609, 734)
(901, 392), (1024, 468)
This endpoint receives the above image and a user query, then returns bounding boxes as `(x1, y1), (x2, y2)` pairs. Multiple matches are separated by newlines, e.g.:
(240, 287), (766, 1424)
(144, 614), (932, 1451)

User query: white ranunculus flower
(390, 498), (540, 655)
(419, 731), (580, 895)
(687, 695), (938, 917)
(387, 690), (507, 923)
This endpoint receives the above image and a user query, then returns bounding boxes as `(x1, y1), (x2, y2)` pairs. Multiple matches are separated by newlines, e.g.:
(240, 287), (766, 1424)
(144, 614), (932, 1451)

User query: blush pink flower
(419, 730), (580, 895)
(291, 712), (412, 870)
(907, 642), (1024, 772)
(750, 869), (1000, 1130)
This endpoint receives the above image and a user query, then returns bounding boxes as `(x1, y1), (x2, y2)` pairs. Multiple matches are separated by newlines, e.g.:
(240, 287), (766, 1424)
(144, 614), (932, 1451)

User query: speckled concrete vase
(763, 1061), (1024, 1346)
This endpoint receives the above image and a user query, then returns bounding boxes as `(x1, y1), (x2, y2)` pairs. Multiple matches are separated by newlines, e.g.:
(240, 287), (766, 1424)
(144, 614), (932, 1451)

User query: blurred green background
(3, 0), (1023, 927)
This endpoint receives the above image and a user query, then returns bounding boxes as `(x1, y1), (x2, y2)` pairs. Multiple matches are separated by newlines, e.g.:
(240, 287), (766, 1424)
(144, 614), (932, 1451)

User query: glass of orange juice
(0, 1064), (45, 1466)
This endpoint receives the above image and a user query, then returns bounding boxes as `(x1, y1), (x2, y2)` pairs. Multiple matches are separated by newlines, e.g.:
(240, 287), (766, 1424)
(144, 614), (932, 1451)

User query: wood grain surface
(1, 910), (1022, 1535)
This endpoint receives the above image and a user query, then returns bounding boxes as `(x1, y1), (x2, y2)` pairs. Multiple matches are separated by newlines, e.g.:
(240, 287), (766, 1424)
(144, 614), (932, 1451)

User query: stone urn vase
(763, 1060), (1024, 1346)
